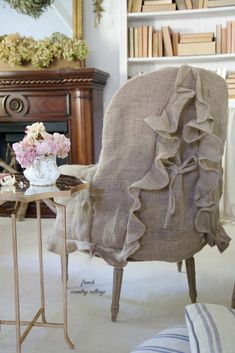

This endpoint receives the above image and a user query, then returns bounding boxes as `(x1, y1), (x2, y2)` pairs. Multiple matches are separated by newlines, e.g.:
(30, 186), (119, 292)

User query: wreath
(3, 0), (55, 18)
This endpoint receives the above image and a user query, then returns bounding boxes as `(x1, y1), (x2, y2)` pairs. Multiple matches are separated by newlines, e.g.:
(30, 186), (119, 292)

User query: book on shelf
(131, 0), (143, 12)
(226, 78), (235, 83)
(175, 0), (187, 9)
(180, 36), (214, 42)
(178, 41), (216, 55)
(162, 26), (174, 56)
(138, 26), (143, 57)
(185, 0), (193, 9)
(143, 25), (148, 57)
(208, 0), (235, 6)
(152, 30), (164, 57)
(198, 0), (204, 7)
(221, 27), (227, 53)
(180, 32), (214, 40)
(129, 27), (134, 57)
(172, 32), (179, 55)
(216, 21), (235, 54)
(144, 0), (173, 4)
(191, 0), (199, 7)
(148, 26), (153, 57)
(128, 0), (133, 12)
(142, 3), (176, 11)
(227, 21), (231, 53)
(216, 24), (222, 54)
(228, 88), (235, 95)
(158, 30), (163, 56)
(232, 22), (235, 53)
(153, 31), (159, 56)
(226, 72), (235, 98)
(134, 27), (138, 57)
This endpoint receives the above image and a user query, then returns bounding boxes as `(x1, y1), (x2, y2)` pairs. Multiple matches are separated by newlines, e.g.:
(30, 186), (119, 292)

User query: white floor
(0, 217), (234, 353)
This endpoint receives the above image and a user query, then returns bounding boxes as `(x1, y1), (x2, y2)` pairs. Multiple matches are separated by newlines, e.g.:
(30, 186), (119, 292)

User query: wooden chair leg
(231, 284), (235, 309)
(60, 254), (69, 282)
(111, 267), (123, 322)
(185, 257), (197, 303)
(177, 260), (183, 272)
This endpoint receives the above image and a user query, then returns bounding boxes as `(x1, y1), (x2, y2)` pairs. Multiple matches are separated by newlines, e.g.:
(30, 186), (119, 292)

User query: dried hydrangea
(0, 32), (90, 68)
(31, 38), (54, 67)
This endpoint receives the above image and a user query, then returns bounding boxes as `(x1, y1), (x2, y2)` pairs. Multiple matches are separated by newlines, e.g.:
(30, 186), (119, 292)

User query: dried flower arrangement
(0, 32), (90, 68)
(3, 0), (55, 18)
(13, 122), (70, 168)
(93, 0), (104, 27)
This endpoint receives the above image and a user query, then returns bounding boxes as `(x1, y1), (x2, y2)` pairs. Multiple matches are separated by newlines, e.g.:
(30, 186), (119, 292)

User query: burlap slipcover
(48, 65), (231, 267)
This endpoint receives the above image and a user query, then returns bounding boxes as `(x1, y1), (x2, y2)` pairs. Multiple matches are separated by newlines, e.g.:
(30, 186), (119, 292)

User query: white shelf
(128, 6), (235, 20)
(128, 54), (235, 64)
(120, 1), (235, 84)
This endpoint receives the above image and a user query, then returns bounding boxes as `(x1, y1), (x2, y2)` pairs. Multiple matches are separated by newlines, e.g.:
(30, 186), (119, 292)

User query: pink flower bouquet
(13, 122), (71, 168)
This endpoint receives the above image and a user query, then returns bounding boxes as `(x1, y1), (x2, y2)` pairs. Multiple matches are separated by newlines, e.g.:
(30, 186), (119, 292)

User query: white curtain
(221, 108), (235, 222)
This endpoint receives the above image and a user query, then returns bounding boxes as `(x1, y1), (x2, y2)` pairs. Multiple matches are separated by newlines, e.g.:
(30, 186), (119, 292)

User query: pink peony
(13, 122), (71, 168)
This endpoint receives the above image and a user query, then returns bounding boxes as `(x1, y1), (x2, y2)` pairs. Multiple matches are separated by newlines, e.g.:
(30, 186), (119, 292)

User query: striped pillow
(185, 303), (235, 353)
(131, 327), (190, 353)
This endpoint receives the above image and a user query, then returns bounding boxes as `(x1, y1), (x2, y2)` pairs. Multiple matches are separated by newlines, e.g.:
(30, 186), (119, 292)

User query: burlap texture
(48, 65), (231, 267)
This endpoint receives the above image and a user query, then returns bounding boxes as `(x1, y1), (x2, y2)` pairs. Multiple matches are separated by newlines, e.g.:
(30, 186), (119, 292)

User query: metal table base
(0, 200), (74, 353)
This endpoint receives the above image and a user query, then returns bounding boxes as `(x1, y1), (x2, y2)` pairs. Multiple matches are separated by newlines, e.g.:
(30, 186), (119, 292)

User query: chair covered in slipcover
(48, 65), (231, 321)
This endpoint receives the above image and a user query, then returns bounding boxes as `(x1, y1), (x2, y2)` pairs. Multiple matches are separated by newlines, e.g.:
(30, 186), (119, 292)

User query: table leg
(36, 201), (47, 323)
(52, 201), (74, 349)
(11, 213), (21, 353)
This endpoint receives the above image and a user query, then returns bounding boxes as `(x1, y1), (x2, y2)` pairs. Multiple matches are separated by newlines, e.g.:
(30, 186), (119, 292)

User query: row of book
(216, 22), (235, 54)
(128, 0), (235, 12)
(128, 23), (235, 57)
(216, 68), (235, 97)
(226, 72), (235, 97)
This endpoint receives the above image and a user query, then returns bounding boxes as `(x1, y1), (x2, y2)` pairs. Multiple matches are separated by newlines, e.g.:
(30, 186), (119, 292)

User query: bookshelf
(120, 1), (235, 85)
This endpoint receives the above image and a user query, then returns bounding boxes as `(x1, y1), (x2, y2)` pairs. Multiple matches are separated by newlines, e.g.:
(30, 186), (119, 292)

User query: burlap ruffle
(122, 65), (230, 263)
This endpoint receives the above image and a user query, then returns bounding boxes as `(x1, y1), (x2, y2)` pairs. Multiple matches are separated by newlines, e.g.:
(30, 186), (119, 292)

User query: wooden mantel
(0, 67), (109, 165)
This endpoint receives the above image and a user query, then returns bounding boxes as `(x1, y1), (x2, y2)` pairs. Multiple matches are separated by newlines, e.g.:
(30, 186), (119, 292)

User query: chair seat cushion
(185, 303), (235, 353)
(131, 326), (190, 353)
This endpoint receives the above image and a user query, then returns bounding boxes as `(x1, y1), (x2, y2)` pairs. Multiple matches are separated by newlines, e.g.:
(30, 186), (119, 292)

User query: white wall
(0, 0), (122, 110)
(84, 0), (121, 108)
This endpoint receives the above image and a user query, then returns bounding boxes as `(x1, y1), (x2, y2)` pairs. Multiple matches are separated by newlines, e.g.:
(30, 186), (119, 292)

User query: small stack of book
(128, 0), (176, 12)
(127, 0), (235, 11)
(226, 72), (235, 98)
(208, 0), (235, 7)
(178, 32), (216, 56)
(216, 22), (235, 54)
(175, 0), (208, 9)
(142, 0), (176, 12)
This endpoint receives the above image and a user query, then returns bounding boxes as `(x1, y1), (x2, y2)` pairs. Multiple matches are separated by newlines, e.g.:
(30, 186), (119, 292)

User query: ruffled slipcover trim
(121, 65), (230, 263)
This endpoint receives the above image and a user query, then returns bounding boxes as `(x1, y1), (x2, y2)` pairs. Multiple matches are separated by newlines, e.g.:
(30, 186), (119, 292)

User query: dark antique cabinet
(0, 68), (109, 217)
(0, 67), (109, 165)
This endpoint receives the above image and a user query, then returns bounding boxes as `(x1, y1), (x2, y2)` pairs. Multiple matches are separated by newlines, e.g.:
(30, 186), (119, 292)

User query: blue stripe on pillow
(185, 308), (200, 353)
(134, 346), (186, 353)
(195, 303), (216, 353)
(153, 334), (189, 342)
(201, 304), (223, 353)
